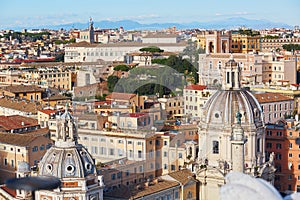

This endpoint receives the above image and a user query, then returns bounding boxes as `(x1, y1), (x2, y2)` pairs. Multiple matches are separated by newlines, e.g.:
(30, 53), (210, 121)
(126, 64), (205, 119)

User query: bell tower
(89, 17), (95, 43)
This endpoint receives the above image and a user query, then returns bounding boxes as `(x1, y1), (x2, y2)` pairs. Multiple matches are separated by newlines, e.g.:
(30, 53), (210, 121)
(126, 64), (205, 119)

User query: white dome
(39, 145), (95, 179)
(201, 89), (264, 130)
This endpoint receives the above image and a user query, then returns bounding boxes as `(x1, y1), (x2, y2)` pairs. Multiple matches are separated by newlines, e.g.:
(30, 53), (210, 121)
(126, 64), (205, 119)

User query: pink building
(254, 93), (294, 123)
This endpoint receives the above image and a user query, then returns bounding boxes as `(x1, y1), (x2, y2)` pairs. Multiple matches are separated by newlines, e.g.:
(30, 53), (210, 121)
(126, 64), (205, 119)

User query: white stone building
(65, 41), (187, 63)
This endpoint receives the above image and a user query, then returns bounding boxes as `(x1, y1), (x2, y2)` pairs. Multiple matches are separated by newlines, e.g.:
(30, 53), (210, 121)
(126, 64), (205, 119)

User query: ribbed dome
(201, 89), (264, 130)
(39, 145), (95, 178)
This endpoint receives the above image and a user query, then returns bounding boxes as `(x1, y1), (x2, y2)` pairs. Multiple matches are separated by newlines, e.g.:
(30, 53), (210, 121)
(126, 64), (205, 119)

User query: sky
(1, 0), (300, 29)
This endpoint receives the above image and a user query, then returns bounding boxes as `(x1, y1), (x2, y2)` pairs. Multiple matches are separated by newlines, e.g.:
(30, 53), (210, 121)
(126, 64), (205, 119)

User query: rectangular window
(117, 172), (122, 179)
(179, 153), (182, 158)
(277, 132), (282, 136)
(111, 174), (116, 180)
(267, 130), (272, 136)
(276, 143), (282, 149)
(276, 153), (282, 160)
(267, 143), (272, 148)
(155, 140), (160, 146)
(100, 147), (106, 155)
(32, 146), (38, 152)
(138, 150), (142, 158)
(91, 146), (98, 154)
(213, 141), (219, 154)
(109, 148), (114, 156)
(118, 149), (123, 157)
(129, 150), (133, 158)
(171, 165), (175, 171)
(139, 166), (143, 172)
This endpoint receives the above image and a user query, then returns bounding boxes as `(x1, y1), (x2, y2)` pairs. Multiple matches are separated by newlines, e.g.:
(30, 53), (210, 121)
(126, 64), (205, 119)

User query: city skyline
(1, 0), (300, 29)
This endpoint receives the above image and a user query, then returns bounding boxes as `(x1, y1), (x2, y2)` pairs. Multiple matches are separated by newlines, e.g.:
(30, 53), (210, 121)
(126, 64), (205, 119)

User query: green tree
(139, 46), (164, 65)
(107, 76), (120, 92)
(283, 44), (300, 52)
(114, 64), (130, 72)
(181, 39), (205, 68)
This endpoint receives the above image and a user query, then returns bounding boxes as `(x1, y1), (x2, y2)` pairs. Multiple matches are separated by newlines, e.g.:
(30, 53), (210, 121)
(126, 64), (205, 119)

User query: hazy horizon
(1, 0), (300, 30)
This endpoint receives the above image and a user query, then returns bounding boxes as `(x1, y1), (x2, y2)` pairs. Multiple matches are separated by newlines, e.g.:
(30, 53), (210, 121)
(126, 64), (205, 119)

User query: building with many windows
(198, 53), (263, 86)
(265, 119), (300, 193)
(254, 93), (294, 123)
(64, 41), (187, 63)
(183, 84), (213, 118)
(0, 129), (52, 183)
(231, 30), (260, 53)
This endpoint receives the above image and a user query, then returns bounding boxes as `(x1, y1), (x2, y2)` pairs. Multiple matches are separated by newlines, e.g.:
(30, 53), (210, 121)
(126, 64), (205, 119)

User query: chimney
(21, 122), (25, 126)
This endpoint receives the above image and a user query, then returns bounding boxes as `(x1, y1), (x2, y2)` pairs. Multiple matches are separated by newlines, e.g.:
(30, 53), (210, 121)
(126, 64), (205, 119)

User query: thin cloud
(215, 12), (254, 17)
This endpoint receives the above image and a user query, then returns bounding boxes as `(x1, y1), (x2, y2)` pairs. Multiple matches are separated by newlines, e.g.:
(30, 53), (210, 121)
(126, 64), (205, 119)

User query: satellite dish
(5, 176), (61, 191)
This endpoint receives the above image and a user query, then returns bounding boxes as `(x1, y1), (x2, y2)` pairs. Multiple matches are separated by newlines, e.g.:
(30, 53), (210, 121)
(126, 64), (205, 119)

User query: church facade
(196, 55), (275, 200)
(35, 106), (104, 200)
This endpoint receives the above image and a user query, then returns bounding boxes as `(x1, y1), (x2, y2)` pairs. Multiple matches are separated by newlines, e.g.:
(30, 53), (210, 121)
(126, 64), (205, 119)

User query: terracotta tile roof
(42, 93), (71, 101)
(254, 93), (293, 103)
(168, 169), (195, 185)
(185, 84), (207, 90)
(106, 92), (136, 101)
(0, 186), (16, 197)
(38, 109), (57, 115)
(0, 132), (45, 146)
(291, 84), (299, 87)
(104, 180), (179, 199)
(127, 113), (146, 118)
(24, 127), (50, 136)
(1, 85), (44, 94)
(0, 115), (38, 131)
(132, 180), (179, 199)
(0, 97), (42, 114)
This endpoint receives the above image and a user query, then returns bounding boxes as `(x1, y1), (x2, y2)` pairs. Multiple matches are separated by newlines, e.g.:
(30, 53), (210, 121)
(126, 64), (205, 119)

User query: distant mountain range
(11, 17), (293, 30)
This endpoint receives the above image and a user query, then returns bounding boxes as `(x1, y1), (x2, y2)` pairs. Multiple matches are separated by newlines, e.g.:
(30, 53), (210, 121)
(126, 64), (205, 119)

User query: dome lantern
(222, 54), (241, 90)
